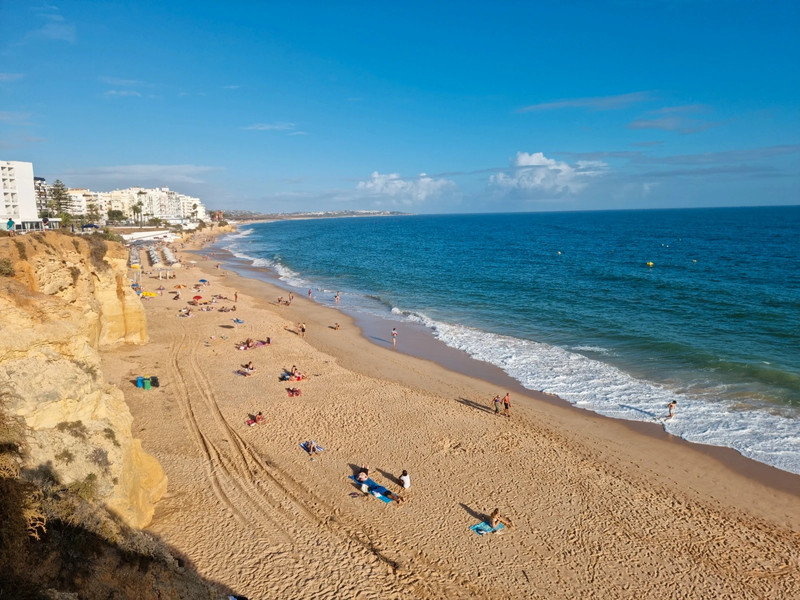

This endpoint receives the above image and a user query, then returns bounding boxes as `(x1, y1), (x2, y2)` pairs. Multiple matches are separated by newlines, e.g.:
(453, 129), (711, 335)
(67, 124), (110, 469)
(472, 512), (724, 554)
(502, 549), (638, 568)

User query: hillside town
(1, 160), (211, 234)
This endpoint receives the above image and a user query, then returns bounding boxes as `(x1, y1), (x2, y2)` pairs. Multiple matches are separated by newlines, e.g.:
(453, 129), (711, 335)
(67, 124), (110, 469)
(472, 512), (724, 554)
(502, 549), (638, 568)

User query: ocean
(214, 206), (800, 475)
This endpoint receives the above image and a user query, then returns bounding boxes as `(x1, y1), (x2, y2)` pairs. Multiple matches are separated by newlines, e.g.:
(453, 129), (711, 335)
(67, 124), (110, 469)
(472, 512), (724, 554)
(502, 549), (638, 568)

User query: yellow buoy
(646, 261), (654, 267)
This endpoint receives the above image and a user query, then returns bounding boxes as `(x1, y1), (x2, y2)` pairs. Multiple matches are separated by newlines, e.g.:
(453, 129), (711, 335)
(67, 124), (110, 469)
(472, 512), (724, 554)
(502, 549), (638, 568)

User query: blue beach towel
(348, 475), (392, 503)
(470, 521), (505, 536)
(300, 442), (324, 454)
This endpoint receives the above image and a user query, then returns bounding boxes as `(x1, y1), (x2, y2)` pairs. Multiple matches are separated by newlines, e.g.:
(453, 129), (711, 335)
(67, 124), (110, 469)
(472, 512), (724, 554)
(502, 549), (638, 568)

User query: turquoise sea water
(217, 206), (800, 474)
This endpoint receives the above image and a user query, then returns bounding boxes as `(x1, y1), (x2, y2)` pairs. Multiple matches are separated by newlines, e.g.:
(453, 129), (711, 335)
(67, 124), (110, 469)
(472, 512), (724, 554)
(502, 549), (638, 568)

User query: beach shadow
(376, 468), (401, 487)
(368, 335), (390, 345)
(619, 404), (658, 419)
(460, 503), (489, 523)
(455, 397), (494, 414)
(219, 325), (235, 329)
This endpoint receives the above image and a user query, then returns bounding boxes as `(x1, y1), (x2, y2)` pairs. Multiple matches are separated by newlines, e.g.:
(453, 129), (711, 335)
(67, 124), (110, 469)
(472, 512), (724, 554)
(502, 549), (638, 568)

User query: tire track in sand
(166, 322), (490, 598)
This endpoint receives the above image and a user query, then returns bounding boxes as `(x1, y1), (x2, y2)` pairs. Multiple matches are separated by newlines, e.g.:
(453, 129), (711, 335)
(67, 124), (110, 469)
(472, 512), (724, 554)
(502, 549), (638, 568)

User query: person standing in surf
(392, 328), (398, 349)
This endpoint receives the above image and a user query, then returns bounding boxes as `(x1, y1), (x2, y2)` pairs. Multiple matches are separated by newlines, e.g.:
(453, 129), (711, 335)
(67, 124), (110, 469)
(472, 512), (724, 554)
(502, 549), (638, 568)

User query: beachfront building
(1, 160), (44, 233)
(67, 188), (106, 223)
(34, 176), (48, 215)
(109, 186), (207, 224)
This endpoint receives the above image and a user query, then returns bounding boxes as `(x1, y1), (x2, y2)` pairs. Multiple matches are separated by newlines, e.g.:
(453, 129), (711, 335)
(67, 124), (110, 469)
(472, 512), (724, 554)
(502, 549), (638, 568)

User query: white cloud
(62, 164), (221, 187)
(489, 152), (607, 195)
(104, 90), (142, 98)
(356, 171), (456, 204)
(0, 110), (32, 125)
(519, 92), (653, 112)
(243, 122), (296, 131)
(32, 13), (76, 43)
(100, 77), (144, 87)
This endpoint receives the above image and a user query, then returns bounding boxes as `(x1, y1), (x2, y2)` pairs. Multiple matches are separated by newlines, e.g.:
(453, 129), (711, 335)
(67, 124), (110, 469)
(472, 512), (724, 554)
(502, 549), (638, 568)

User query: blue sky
(1, 1), (798, 214)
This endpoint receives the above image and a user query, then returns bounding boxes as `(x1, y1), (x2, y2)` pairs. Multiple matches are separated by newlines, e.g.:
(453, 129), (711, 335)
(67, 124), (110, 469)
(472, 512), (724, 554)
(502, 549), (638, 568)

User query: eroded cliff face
(0, 232), (165, 528)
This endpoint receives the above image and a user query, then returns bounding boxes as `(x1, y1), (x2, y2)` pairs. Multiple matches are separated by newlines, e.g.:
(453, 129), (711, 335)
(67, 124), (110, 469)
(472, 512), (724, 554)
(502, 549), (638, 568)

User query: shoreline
(206, 237), (800, 496)
(101, 229), (800, 598)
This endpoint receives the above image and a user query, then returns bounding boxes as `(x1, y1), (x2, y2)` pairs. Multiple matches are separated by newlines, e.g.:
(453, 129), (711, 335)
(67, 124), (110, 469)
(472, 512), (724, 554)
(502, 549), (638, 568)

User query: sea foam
(404, 310), (800, 475)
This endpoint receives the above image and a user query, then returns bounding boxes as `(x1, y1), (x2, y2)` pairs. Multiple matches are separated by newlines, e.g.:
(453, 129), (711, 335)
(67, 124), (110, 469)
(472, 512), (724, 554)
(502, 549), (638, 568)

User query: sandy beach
(100, 231), (800, 599)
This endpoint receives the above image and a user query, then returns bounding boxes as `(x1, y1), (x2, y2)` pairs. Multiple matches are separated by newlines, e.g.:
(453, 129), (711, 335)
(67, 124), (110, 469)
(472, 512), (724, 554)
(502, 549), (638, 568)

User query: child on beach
(667, 400), (677, 419)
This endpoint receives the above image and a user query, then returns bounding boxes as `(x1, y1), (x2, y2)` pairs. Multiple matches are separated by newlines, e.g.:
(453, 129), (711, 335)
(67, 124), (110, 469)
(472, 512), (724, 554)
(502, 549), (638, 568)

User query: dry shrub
(0, 258), (14, 277)
(12, 239), (27, 260)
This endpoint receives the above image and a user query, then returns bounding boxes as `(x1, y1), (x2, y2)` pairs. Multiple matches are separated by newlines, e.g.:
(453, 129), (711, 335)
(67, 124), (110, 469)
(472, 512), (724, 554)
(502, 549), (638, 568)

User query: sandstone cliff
(0, 232), (165, 528)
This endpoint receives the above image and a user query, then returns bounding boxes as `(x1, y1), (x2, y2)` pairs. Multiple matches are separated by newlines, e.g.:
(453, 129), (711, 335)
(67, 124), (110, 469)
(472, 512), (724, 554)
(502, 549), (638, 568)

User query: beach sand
(101, 232), (800, 599)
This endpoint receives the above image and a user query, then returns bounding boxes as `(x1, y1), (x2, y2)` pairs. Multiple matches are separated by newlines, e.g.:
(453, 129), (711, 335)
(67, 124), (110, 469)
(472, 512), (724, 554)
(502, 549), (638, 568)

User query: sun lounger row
(162, 247), (179, 265)
(128, 246), (141, 267)
(146, 246), (163, 267)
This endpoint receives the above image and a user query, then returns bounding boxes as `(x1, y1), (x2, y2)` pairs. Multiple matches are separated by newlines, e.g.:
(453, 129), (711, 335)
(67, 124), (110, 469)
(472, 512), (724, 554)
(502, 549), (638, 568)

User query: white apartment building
(1, 160), (40, 232)
(67, 188), (106, 220)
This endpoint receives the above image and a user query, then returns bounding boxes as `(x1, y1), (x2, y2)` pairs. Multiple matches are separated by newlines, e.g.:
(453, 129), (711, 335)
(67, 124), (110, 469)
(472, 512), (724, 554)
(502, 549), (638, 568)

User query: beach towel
(347, 475), (392, 503)
(470, 521), (505, 536)
(233, 318), (244, 324)
(245, 418), (256, 427)
(299, 442), (324, 454)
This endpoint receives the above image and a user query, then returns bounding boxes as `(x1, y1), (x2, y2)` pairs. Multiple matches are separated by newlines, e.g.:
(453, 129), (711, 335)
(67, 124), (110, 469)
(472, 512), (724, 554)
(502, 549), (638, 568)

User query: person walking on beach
(392, 328), (398, 349)
(502, 393), (511, 417)
(234, 290), (238, 303)
(308, 289), (312, 299)
(667, 400), (677, 419)
(492, 394), (502, 415)
(335, 292), (340, 304)
(300, 322), (307, 337)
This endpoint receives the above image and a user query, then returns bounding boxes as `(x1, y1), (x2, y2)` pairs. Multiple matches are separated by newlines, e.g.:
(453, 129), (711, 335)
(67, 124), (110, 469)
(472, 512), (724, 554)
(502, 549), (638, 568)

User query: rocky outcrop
(0, 232), (165, 528)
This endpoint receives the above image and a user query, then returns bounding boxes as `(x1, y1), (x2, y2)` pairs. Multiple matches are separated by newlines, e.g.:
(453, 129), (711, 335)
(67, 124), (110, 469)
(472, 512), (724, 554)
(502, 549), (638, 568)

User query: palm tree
(135, 191), (146, 228)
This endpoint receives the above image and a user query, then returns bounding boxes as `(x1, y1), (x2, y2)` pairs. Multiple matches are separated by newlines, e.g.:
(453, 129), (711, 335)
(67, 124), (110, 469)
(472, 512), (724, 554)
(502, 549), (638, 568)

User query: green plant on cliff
(0, 258), (14, 277)
(102, 230), (124, 243)
(102, 427), (120, 447)
(56, 421), (88, 439)
(67, 472), (98, 501)
(85, 234), (110, 270)
(54, 450), (75, 465)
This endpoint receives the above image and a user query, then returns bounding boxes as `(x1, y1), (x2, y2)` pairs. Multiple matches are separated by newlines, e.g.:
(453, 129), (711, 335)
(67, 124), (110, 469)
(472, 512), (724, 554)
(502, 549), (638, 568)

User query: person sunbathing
(489, 508), (513, 529)
(255, 412), (265, 424)
(383, 490), (406, 505)
(236, 367), (253, 377)
(306, 440), (320, 456)
(356, 466), (370, 482)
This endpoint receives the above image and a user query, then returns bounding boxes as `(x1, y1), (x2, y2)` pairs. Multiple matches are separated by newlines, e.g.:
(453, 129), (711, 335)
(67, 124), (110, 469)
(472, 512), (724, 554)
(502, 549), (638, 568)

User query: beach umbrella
(131, 265), (141, 269)
(141, 291), (158, 297)
(193, 295), (203, 301)
(199, 279), (208, 283)
(174, 284), (186, 289)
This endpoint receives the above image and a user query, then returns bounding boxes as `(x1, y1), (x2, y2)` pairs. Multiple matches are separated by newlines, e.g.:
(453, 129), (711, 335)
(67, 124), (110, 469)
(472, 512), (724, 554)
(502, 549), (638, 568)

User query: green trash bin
(143, 378), (151, 390)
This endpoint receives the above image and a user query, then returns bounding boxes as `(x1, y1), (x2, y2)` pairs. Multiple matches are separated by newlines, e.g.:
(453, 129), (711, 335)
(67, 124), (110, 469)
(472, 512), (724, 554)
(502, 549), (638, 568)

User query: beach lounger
(470, 521), (505, 536)
(347, 475), (392, 503)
